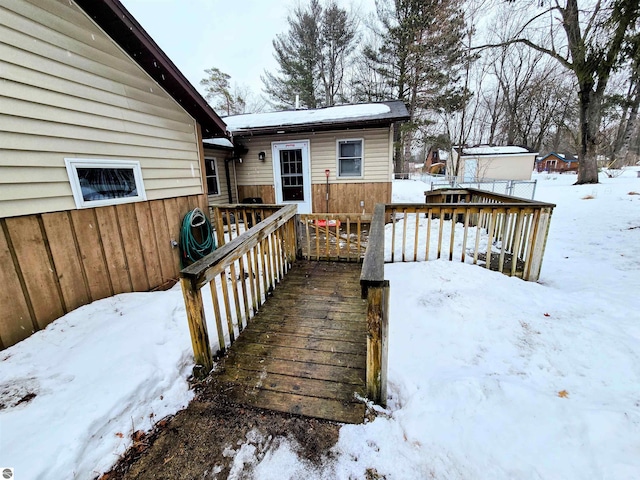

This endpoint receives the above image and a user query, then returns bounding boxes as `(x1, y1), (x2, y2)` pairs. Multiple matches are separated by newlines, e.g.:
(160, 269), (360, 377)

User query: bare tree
(491, 0), (640, 184)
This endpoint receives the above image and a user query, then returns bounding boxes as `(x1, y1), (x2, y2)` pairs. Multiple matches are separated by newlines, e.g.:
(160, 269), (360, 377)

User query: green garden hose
(179, 208), (216, 268)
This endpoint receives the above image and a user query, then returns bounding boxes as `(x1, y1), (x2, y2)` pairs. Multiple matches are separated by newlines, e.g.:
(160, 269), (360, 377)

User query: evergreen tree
(364, 0), (468, 173)
(262, 0), (357, 109)
(200, 67), (247, 116)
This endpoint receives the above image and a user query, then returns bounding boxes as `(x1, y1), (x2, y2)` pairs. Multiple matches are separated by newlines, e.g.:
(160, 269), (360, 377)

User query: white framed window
(204, 157), (220, 196)
(337, 139), (363, 178)
(65, 158), (146, 209)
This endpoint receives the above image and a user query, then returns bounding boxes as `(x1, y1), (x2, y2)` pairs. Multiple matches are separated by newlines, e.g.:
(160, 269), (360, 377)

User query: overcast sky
(120, 0), (377, 103)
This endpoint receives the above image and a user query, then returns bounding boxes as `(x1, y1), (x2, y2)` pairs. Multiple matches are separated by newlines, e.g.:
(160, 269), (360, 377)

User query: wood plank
(115, 203), (150, 292)
(149, 200), (175, 283)
(252, 304), (365, 322)
(162, 197), (183, 274)
(5, 216), (65, 329)
(231, 340), (365, 369)
(238, 329), (365, 355)
(225, 351), (365, 385)
(248, 322), (366, 343)
(268, 284), (362, 297)
(0, 220), (34, 347)
(41, 211), (91, 311)
(70, 209), (112, 301)
(250, 313), (365, 332)
(95, 206), (132, 295)
(226, 384), (365, 424)
(263, 297), (366, 314)
(220, 367), (365, 403)
(134, 202), (162, 289)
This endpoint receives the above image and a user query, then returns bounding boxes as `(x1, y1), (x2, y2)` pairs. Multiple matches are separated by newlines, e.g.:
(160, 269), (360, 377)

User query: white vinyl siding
(0, 0), (203, 218)
(234, 128), (391, 186)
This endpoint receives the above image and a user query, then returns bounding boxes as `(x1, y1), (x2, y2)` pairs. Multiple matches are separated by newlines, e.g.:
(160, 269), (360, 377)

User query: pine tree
(200, 67), (246, 116)
(262, 0), (357, 109)
(364, 0), (468, 173)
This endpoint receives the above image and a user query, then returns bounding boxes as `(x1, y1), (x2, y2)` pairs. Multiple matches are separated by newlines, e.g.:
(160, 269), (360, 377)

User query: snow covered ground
(1, 170), (639, 479)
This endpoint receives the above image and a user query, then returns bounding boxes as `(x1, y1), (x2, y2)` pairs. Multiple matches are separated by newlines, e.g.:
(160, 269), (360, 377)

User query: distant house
(0, 0), (228, 348)
(219, 102), (410, 214)
(536, 153), (579, 173)
(451, 145), (538, 181)
(425, 147), (448, 174)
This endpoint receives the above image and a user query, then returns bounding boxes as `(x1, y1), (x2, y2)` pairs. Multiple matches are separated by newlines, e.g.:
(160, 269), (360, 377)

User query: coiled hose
(179, 208), (216, 268)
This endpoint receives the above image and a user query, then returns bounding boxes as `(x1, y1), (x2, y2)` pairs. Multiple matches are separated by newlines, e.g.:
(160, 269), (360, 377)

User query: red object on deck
(315, 219), (340, 228)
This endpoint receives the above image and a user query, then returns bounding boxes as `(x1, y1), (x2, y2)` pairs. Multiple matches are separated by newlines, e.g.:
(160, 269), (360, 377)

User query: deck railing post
(180, 277), (213, 377)
(360, 204), (389, 405)
(366, 281), (389, 406)
(526, 206), (553, 281)
(212, 206), (225, 248)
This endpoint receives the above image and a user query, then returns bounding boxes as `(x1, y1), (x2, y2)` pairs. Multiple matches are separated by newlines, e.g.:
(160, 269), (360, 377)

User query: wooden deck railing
(360, 192), (555, 405)
(181, 204), (297, 375)
(297, 213), (371, 262)
(388, 189), (554, 281)
(209, 204), (283, 247)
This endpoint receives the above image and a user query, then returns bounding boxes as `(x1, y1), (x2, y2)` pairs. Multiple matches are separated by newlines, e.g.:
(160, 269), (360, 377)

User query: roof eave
(462, 152), (539, 157)
(229, 116), (410, 137)
(75, 0), (228, 139)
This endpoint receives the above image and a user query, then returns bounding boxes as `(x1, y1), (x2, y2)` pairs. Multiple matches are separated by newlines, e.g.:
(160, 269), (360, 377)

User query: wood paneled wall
(237, 182), (390, 214)
(313, 182), (391, 214)
(0, 194), (207, 349)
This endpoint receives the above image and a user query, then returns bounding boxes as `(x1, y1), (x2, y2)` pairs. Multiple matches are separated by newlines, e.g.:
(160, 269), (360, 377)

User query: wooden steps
(212, 261), (367, 424)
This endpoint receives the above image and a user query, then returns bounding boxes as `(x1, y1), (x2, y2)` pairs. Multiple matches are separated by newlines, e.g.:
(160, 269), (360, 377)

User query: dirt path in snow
(99, 375), (343, 480)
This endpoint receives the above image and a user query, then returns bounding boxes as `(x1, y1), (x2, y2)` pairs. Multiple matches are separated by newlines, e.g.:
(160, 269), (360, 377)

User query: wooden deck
(213, 261), (367, 424)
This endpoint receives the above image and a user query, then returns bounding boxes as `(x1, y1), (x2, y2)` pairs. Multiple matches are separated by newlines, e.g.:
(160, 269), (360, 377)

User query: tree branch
(472, 38), (573, 70)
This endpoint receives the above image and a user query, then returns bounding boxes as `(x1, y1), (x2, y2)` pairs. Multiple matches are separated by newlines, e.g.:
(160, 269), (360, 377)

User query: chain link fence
(410, 174), (538, 200)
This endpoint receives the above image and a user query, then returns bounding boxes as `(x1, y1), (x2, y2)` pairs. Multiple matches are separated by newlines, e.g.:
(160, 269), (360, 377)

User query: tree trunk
(576, 87), (599, 184)
(394, 124), (403, 174)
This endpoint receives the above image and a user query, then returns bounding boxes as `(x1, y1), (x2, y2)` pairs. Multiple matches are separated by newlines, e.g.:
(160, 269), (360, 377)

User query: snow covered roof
(203, 137), (234, 149)
(461, 145), (535, 156)
(223, 101), (410, 136)
(539, 152), (578, 162)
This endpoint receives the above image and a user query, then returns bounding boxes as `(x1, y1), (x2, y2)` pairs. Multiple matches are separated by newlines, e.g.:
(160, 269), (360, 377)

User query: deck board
(213, 261), (367, 424)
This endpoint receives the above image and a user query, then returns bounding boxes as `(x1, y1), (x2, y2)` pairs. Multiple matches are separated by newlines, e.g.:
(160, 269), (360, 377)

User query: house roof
(461, 145), (536, 156)
(223, 101), (410, 136)
(75, 0), (228, 139)
(539, 152), (578, 163)
(203, 138), (235, 149)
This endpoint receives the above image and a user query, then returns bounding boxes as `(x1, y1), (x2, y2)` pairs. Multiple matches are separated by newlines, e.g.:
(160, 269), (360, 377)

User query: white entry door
(464, 158), (478, 181)
(272, 140), (312, 213)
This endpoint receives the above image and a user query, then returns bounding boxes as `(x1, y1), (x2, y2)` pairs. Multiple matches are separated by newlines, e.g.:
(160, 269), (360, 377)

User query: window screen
(338, 140), (363, 177)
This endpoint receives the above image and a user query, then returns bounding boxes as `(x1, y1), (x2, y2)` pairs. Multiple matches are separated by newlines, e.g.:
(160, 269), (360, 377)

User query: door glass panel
(280, 149), (304, 201)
